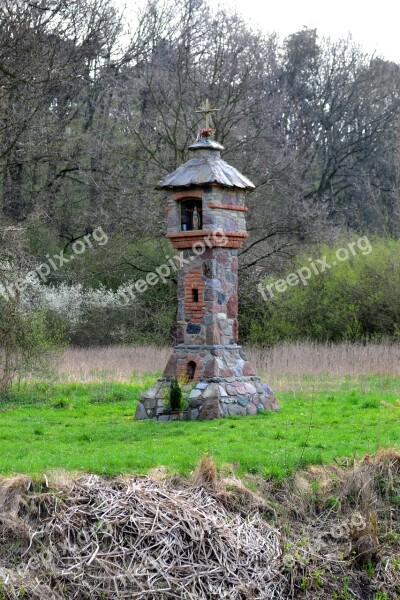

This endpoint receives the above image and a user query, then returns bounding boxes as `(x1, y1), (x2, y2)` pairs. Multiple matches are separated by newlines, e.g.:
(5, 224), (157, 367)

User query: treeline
(0, 0), (399, 349)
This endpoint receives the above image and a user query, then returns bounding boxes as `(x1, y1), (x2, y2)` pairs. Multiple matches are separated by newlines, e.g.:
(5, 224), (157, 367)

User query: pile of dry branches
(1, 451), (399, 599)
(0, 472), (283, 599)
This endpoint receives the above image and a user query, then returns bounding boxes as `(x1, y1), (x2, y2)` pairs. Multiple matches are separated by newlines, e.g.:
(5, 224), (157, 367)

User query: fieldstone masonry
(137, 375), (278, 422)
(135, 124), (278, 421)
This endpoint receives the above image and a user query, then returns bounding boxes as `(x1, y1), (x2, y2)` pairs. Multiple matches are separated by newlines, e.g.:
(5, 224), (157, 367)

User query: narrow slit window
(192, 288), (199, 303)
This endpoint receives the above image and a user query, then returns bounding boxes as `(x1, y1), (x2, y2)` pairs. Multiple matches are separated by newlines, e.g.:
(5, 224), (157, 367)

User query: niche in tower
(180, 198), (202, 231)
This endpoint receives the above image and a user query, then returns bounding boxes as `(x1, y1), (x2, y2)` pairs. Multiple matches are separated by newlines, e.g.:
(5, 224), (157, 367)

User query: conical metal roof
(156, 138), (255, 190)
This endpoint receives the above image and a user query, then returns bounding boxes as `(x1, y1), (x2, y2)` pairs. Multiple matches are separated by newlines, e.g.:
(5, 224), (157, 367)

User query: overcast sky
(216, 0), (400, 63)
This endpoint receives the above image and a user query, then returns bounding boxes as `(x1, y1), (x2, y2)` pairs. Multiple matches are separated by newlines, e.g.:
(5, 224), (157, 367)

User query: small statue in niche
(192, 206), (200, 230)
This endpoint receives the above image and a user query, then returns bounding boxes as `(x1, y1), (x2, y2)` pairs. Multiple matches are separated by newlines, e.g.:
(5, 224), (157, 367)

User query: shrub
(0, 301), (63, 391)
(169, 378), (183, 412)
(244, 237), (400, 345)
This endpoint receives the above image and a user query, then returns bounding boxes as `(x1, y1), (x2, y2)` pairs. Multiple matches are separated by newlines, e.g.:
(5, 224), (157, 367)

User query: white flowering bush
(1, 259), (174, 345)
(21, 280), (136, 331)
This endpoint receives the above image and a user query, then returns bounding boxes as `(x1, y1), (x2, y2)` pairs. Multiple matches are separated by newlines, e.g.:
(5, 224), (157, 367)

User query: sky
(215, 0), (400, 63)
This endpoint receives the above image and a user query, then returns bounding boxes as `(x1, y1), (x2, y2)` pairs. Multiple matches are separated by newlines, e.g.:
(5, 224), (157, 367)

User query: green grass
(0, 374), (399, 479)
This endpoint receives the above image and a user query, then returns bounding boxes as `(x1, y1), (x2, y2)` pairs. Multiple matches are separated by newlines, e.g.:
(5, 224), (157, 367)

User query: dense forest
(0, 0), (399, 351)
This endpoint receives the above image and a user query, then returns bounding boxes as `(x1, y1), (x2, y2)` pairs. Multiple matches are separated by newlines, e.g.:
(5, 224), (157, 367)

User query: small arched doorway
(186, 360), (196, 380)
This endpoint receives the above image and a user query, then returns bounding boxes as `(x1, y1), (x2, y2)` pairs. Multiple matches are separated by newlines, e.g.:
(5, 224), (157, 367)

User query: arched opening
(180, 199), (202, 231)
(186, 360), (196, 380)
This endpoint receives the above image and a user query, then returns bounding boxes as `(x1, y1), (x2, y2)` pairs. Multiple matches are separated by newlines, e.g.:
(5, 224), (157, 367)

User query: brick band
(167, 231), (249, 249)
(173, 189), (202, 200)
(207, 203), (248, 211)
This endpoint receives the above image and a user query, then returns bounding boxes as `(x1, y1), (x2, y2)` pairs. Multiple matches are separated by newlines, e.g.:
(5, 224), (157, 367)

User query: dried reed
(53, 343), (400, 384)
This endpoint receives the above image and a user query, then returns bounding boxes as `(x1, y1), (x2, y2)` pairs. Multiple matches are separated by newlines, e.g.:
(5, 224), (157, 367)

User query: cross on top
(196, 99), (218, 130)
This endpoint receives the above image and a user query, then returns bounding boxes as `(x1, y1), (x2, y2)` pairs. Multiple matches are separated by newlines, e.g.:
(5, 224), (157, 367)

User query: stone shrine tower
(135, 101), (278, 421)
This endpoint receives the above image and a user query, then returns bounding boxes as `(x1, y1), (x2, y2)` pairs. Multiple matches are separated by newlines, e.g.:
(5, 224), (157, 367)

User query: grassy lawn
(0, 374), (399, 479)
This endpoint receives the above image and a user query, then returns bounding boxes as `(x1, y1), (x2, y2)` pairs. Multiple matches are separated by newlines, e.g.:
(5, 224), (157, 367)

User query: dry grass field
(55, 343), (400, 390)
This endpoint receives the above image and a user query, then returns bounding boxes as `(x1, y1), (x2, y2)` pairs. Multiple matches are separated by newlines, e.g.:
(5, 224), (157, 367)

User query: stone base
(163, 345), (259, 380)
(135, 376), (279, 421)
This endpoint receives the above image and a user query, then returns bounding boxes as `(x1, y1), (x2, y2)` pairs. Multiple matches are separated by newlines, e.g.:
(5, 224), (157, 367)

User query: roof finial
(196, 99), (218, 136)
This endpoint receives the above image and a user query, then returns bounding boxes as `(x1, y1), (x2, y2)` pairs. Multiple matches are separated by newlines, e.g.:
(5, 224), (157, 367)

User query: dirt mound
(265, 449), (400, 599)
